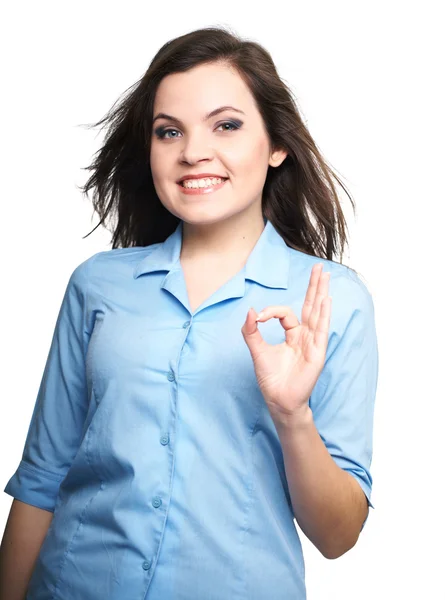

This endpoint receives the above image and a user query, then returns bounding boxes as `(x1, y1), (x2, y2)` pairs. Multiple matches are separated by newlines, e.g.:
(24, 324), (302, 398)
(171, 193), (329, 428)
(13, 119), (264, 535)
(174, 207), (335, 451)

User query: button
(152, 496), (162, 508)
(167, 371), (175, 382)
(142, 559), (152, 570)
(160, 434), (169, 445)
(182, 320), (191, 328)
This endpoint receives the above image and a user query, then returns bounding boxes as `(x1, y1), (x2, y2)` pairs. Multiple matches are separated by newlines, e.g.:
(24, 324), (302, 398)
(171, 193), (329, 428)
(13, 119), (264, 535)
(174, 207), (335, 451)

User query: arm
(0, 499), (53, 600)
(277, 272), (378, 559)
(276, 408), (369, 559)
(3, 259), (94, 512)
(1, 258), (95, 597)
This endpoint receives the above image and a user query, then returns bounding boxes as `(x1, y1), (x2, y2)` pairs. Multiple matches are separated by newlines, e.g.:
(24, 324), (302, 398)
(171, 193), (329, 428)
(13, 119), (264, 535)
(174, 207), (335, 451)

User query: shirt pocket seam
(52, 482), (105, 599)
(85, 388), (105, 482)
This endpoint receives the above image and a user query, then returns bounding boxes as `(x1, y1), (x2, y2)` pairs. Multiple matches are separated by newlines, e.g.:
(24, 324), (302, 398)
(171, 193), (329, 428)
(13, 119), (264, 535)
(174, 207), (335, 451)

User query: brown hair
(79, 25), (357, 268)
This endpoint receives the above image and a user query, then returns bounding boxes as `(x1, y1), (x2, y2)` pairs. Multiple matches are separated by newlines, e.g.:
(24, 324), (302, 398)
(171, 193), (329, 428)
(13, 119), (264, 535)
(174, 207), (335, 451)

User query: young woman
(0, 25), (378, 600)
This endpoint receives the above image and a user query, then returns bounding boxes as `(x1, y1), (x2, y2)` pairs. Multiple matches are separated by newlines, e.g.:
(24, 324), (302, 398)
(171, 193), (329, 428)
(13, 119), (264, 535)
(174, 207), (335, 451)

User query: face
(149, 62), (287, 226)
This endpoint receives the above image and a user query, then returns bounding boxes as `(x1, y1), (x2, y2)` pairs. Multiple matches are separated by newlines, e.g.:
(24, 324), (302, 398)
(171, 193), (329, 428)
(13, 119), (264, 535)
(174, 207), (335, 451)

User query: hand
(241, 263), (331, 427)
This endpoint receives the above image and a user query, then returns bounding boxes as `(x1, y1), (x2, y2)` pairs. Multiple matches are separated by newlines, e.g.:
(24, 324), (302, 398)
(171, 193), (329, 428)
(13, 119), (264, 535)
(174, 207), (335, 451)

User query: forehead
(153, 63), (256, 115)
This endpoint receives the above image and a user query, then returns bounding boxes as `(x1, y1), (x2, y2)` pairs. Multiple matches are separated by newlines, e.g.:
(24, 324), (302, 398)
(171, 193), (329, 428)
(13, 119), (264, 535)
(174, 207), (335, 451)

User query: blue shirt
(4, 218), (378, 600)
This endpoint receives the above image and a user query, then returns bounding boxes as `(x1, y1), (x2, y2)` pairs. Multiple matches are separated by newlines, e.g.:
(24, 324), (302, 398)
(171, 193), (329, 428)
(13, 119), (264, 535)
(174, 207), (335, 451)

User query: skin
(0, 500), (53, 600)
(149, 61), (287, 264)
(242, 264), (332, 425)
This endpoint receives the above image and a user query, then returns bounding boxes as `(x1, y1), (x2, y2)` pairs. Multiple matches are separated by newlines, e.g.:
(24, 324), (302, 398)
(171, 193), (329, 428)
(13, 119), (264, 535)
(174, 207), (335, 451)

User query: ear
(268, 147), (287, 168)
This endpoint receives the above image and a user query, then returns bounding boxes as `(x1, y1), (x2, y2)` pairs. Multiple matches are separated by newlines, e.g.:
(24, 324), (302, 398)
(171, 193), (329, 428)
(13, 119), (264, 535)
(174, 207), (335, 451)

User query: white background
(1, 1), (444, 598)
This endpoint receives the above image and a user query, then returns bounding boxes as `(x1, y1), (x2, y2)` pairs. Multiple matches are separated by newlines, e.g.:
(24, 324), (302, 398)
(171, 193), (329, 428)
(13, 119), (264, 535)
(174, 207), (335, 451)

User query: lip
(176, 173), (228, 183)
(177, 178), (228, 195)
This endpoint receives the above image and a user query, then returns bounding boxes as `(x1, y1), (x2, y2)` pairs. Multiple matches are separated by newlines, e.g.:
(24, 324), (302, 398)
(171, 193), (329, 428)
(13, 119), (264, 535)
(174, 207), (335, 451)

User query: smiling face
(149, 62), (286, 226)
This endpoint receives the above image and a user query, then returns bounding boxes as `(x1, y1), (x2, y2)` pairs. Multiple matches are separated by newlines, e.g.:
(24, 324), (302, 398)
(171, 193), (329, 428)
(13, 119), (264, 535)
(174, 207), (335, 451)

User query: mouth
(177, 177), (229, 195)
(177, 177), (229, 188)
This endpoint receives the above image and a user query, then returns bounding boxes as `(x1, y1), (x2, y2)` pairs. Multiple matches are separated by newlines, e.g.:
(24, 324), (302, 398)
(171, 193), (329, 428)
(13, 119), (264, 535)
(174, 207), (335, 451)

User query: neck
(180, 210), (266, 265)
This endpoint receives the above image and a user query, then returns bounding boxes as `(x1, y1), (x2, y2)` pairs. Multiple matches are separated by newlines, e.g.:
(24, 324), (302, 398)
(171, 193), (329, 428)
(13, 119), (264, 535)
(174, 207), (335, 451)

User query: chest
(181, 261), (244, 314)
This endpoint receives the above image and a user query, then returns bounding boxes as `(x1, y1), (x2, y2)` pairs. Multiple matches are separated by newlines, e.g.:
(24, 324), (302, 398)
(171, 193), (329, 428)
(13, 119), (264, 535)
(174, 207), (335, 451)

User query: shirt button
(152, 496), (162, 508)
(142, 559), (152, 570)
(167, 371), (175, 382)
(160, 434), (169, 445)
(182, 320), (191, 328)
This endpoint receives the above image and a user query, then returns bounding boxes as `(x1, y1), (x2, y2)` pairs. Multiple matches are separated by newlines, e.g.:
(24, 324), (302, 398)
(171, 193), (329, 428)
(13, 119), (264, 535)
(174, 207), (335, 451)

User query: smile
(177, 178), (228, 195)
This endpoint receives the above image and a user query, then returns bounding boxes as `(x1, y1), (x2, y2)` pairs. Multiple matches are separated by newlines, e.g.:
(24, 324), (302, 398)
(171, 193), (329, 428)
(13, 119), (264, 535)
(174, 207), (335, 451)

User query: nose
(179, 130), (214, 165)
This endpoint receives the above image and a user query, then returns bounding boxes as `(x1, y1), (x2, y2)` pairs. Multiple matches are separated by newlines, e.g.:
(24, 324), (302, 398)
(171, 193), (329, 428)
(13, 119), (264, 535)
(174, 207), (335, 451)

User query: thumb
(241, 307), (268, 360)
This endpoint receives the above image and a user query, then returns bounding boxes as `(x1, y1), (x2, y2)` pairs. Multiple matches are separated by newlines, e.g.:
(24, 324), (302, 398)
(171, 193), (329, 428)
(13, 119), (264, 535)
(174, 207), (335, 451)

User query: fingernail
(256, 311), (265, 321)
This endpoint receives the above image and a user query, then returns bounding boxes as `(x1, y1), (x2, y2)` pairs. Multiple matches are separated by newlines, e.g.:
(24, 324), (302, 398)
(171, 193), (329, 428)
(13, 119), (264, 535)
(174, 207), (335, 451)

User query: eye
(215, 121), (240, 133)
(154, 120), (242, 140)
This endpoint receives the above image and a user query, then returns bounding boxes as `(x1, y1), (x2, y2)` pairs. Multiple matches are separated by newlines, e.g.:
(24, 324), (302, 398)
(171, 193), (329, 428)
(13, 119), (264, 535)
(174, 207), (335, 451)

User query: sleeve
(3, 258), (94, 512)
(308, 270), (379, 531)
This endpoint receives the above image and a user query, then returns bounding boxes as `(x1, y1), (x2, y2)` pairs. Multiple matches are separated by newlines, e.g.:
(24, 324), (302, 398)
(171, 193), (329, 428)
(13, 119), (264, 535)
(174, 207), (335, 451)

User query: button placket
(152, 324), (183, 580)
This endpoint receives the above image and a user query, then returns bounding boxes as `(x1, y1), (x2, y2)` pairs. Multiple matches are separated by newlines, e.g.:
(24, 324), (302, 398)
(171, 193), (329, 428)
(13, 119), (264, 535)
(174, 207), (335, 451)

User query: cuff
(3, 460), (64, 512)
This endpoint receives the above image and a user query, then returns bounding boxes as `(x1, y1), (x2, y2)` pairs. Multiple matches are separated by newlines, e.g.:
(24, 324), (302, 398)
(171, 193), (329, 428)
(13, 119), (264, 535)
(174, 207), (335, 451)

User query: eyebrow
(152, 105), (245, 126)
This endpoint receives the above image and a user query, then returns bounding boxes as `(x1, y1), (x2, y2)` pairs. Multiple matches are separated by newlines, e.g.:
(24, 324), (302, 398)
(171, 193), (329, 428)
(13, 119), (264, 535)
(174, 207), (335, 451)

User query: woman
(0, 25), (378, 600)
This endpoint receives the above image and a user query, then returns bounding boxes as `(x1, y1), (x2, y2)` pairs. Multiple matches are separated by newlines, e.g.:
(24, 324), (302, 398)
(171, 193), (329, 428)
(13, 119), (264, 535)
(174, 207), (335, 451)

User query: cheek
(149, 147), (168, 184)
(253, 138), (270, 163)
(226, 138), (269, 171)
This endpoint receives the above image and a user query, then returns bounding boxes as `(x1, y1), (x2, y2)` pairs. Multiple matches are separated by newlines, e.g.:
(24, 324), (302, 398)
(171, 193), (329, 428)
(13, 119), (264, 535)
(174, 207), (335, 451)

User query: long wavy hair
(79, 25), (357, 268)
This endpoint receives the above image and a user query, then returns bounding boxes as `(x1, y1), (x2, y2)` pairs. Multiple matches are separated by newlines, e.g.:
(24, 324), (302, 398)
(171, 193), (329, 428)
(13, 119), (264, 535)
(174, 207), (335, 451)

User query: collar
(133, 219), (290, 289)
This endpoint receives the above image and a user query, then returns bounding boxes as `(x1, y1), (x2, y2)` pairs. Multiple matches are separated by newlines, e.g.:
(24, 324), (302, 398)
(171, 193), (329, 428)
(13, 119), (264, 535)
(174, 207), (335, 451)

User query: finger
(314, 295), (332, 349)
(254, 305), (299, 331)
(308, 271), (331, 332)
(301, 263), (324, 326)
(241, 307), (269, 360)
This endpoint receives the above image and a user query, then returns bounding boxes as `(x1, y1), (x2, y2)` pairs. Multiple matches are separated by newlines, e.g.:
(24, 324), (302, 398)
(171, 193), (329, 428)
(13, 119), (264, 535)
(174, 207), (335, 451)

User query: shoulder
(287, 248), (375, 326)
(67, 245), (157, 290)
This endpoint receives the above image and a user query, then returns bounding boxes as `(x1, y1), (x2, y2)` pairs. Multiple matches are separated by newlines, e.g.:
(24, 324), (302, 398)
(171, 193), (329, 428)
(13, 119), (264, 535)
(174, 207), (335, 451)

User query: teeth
(181, 177), (225, 188)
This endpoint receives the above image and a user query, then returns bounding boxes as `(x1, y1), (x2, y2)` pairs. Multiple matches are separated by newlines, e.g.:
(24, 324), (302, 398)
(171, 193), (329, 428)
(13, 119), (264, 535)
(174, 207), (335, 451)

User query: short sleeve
(308, 270), (379, 531)
(3, 258), (93, 512)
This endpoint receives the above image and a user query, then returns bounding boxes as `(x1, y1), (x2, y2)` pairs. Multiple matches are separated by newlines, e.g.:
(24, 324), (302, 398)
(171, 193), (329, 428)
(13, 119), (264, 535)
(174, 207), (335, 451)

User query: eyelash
(154, 120), (242, 140)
